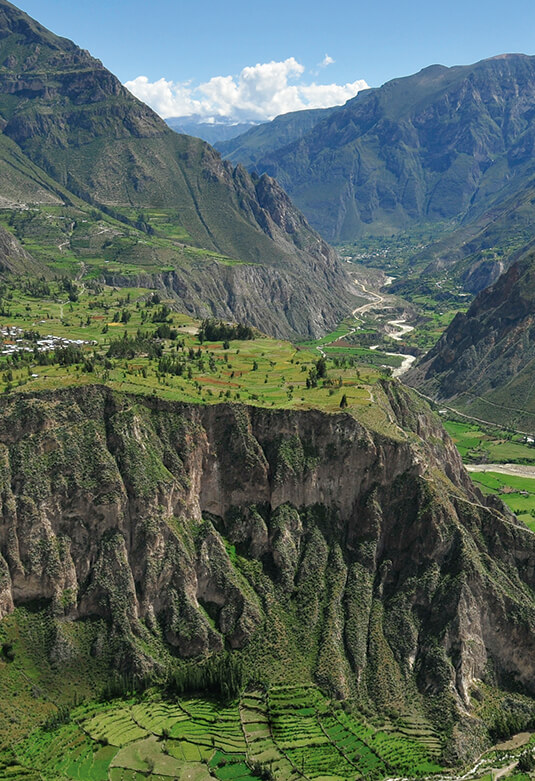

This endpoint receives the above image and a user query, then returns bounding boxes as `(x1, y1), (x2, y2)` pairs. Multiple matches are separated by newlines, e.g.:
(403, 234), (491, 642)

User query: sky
(15, 0), (535, 122)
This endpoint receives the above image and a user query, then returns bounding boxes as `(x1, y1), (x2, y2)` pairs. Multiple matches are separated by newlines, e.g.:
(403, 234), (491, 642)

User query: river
(385, 319), (416, 377)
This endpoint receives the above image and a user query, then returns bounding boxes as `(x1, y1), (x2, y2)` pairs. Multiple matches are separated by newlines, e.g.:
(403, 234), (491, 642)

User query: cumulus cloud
(125, 58), (368, 122)
(125, 76), (202, 118)
(319, 54), (335, 68)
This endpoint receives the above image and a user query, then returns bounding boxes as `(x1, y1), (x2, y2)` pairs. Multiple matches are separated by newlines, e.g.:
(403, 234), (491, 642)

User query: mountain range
(215, 106), (339, 169)
(218, 55), (535, 291)
(4, 1), (535, 773)
(165, 115), (258, 144)
(0, 0), (354, 339)
(406, 250), (535, 431)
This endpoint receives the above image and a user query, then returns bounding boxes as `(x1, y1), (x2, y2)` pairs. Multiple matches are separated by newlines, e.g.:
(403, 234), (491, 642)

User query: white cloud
(125, 76), (202, 118)
(320, 54), (335, 68)
(124, 58), (368, 123)
(300, 79), (369, 108)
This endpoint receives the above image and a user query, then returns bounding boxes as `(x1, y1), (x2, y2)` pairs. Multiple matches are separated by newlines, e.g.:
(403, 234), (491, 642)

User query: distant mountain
(165, 116), (258, 144)
(389, 180), (535, 297)
(232, 55), (535, 256)
(216, 106), (340, 169)
(0, 0), (355, 339)
(405, 251), (535, 430)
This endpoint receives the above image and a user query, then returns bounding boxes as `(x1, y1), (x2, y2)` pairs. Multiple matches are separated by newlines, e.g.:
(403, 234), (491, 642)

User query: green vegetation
(440, 419), (535, 530)
(469, 471), (535, 530)
(0, 0), (356, 343)
(0, 275), (397, 430)
(4, 9), (535, 779)
(409, 248), (535, 433)
(3, 684), (446, 781)
(443, 420), (535, 464)
(238, 53), (535, 315)
(0, 203), (242, 280)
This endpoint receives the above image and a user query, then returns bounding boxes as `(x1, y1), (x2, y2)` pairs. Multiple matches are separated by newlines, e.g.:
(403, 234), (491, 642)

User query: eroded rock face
(405, 253), (535, 428)
(0, 0), (356, 341)
(0, 384), (534, 716)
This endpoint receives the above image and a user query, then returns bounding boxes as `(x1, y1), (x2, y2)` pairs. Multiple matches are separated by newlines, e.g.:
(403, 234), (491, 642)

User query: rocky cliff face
(239, 55), (535, 251)
(105, 170), (353, 339)
(0, 0), (355, 340)
(406, 252), (535, 428)
(0, 384), (534, 736)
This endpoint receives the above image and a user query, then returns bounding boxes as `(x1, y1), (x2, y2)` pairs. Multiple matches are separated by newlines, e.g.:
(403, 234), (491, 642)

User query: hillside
(2, 383), (535, 764)
(0, 221), (46, 275)
(232, 55), (535, 262)
(405, 251), (535, 430)
(216, 106), (339, 169)
(0, 0), (355, 339)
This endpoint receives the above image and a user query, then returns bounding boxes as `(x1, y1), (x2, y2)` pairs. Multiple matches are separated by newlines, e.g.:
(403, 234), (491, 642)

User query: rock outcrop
(406, 251), (535, 429)
(0, 384), (534, 729)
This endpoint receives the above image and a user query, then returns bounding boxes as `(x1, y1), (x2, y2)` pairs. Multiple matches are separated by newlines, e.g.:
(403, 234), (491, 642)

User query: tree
(340, 393), (348, 409)
(316, 357), (327, 378)
(518, 749), (535, 771)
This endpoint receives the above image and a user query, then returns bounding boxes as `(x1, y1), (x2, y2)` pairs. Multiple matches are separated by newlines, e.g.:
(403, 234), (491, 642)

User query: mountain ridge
(2, 382), (535, 761)
(219, 54), (535, 289)
(166, 115), (259, 144)
(215, 105), (340, 169)
(0, 0), (356, 339)
(405, 250), (535, 430)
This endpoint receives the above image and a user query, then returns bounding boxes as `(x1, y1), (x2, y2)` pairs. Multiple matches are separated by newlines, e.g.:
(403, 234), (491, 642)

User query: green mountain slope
(216, 106), (339, 169)
(0, 0), (355, 339)
(0, 221), (44, 275)
(1, 383), (535, 764)
(0, 133), (69, 207)
(238, 55), (535, 254)
(406, 251), (535, 430)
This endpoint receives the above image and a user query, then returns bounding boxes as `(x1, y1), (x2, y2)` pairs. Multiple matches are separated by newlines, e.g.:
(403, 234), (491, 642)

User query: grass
(443, 419), (535, 464)
(441, 418), (535, 530)
(0, 621), (529, 781)
(0, 201), (250, 286)
(469, 471), (535, 531)
(0, 275), (405, 438)
(8, 684), (450, 780)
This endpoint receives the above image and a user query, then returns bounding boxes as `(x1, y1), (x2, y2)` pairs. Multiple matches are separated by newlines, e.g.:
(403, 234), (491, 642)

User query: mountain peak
(232, 52), (535, 245)
(486, 52), (531, 60)
(0, 0), (356, 339)
(0, 0), (79, 56)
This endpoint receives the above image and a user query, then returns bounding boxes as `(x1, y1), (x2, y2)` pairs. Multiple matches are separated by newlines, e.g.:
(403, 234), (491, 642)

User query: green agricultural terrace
(0, 684), (447, 780)
(0, 273), (406, 435)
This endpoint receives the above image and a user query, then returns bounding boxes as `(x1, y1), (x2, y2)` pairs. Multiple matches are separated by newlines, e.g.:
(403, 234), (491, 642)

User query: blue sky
(16, 0), (535, 121)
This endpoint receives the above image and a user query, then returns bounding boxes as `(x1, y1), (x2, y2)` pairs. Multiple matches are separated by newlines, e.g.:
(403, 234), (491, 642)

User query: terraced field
(6, 685), (447, 780)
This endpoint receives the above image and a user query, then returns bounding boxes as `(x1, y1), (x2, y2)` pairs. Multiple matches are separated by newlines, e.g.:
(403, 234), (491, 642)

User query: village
(0, 324), (95, 355)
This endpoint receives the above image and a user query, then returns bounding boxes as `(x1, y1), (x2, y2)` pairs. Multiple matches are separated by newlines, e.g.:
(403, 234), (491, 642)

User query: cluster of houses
(0, 325), (94, 356)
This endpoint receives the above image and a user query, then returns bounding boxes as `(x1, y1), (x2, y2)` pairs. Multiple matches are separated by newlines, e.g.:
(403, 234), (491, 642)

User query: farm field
(443, 420), (535, 464)
(297, 317), (404, 369)
(469, 471), (535, 531)
(0, 275), (409, 437)
(4, 684), (447, 781)
(440, 420), (535, 531)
